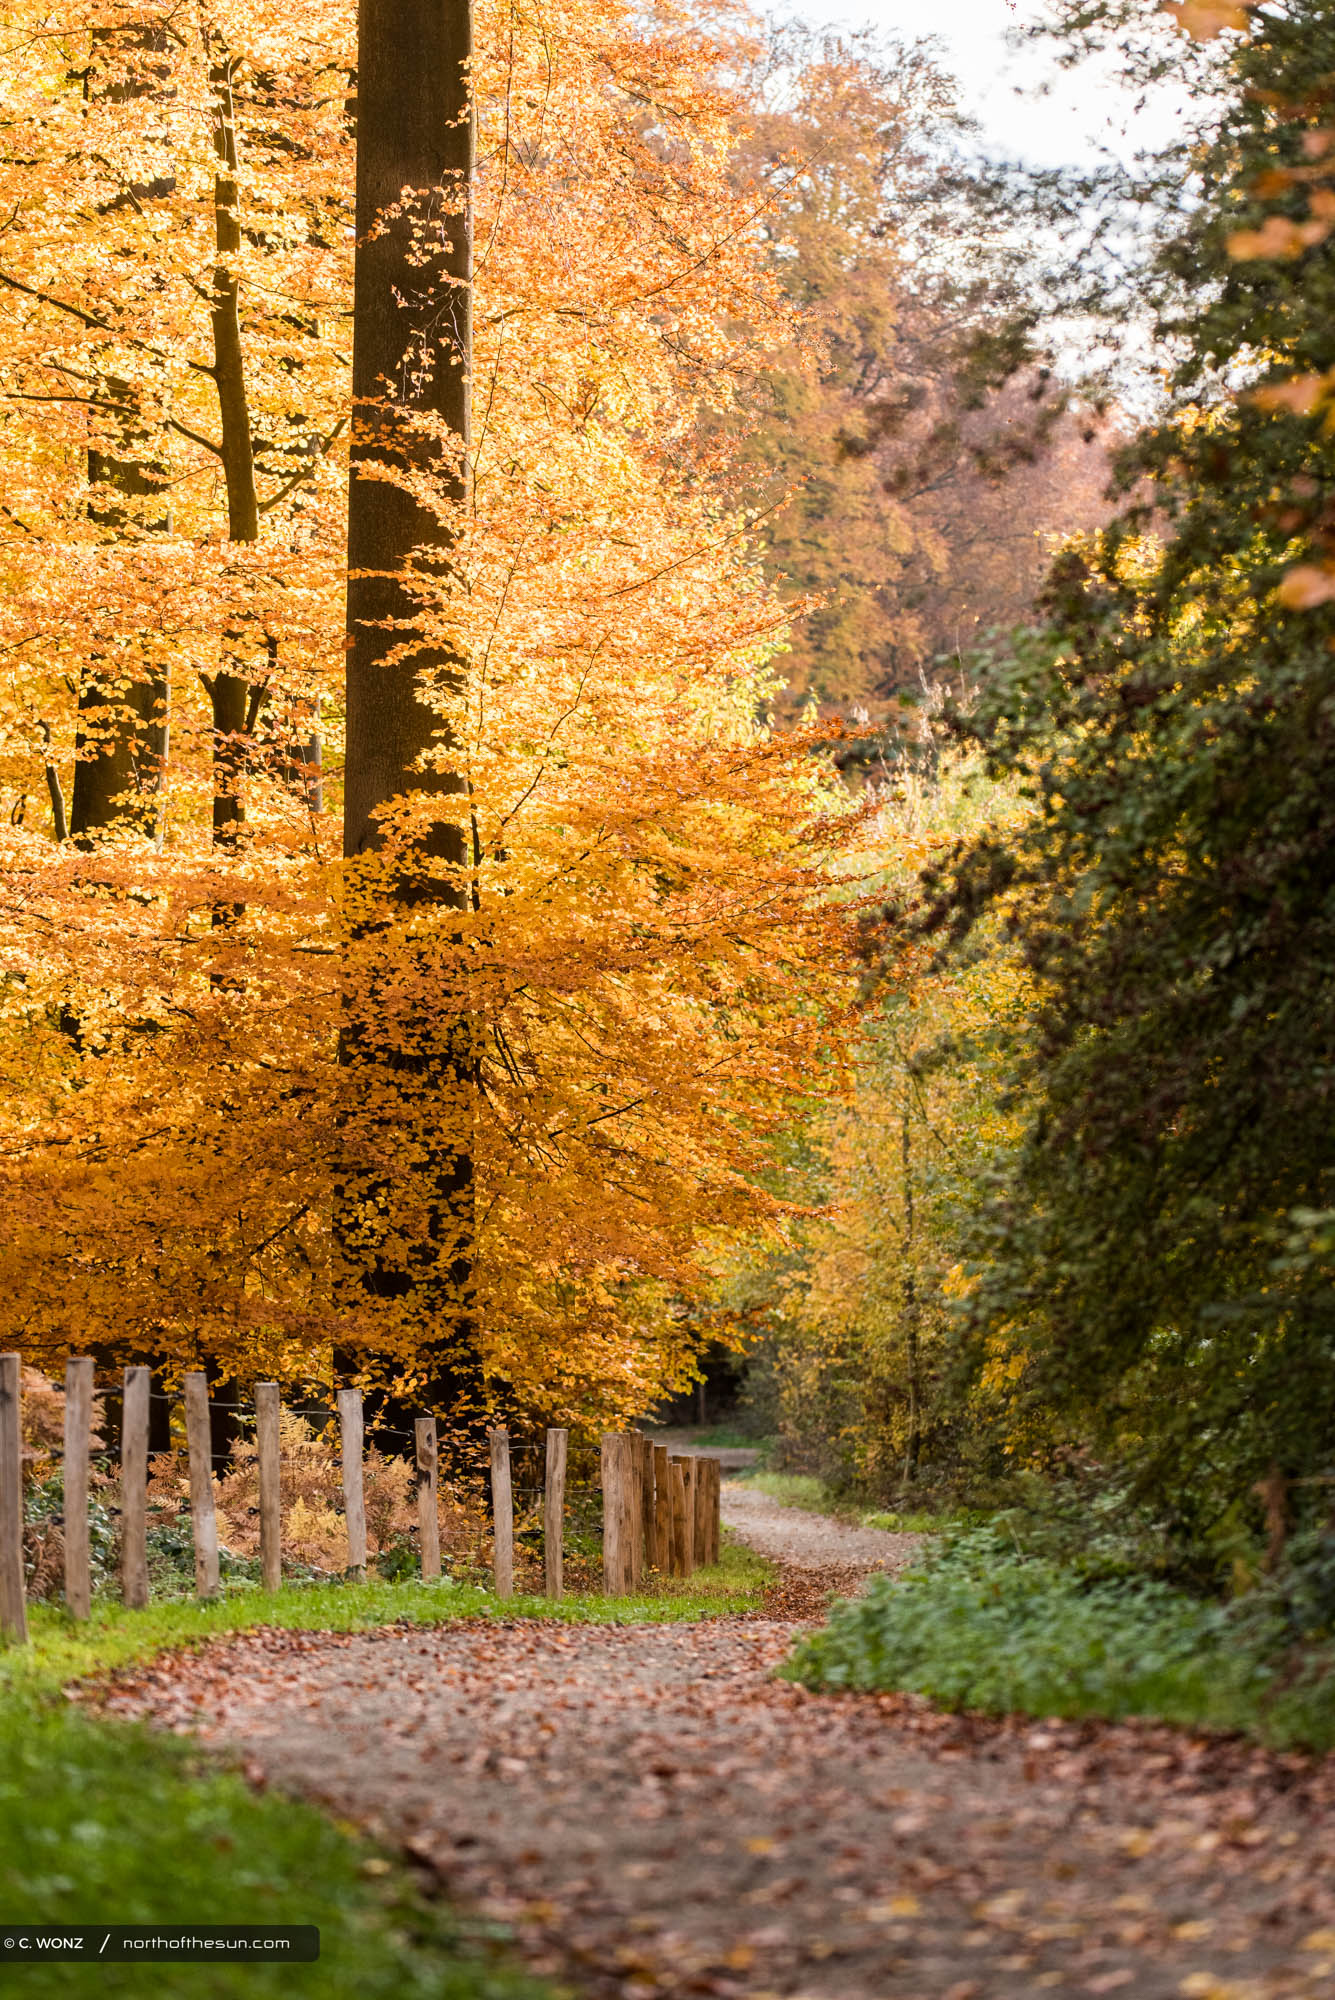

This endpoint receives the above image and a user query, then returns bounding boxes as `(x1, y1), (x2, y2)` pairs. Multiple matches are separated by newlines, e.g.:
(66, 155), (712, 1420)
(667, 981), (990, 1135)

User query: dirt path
(720, 1480), (925, 1575)
(96, 1505), (1335, 2000)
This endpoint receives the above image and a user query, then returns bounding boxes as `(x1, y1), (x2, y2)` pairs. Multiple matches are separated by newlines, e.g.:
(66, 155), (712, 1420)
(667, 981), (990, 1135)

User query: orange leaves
(1249, 372), (1335, 418)
(0, 0), (868, 1420)
(1227, 212), (1333, 260)
(1160, 0), (1254, 39)
(1276, 563), (1335, 610)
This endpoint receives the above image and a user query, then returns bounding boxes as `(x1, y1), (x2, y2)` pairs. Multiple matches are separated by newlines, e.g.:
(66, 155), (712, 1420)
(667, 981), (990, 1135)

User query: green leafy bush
(784, 1530), (1335, 1751)
(23, 1475), (118, 1601)
(144, 1521), (270, 1593)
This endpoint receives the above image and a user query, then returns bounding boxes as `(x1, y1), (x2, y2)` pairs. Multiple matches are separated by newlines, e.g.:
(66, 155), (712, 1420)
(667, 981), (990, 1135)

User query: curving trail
(96, 1492), (1335, 2000)
(719, 1479), (925, 1575)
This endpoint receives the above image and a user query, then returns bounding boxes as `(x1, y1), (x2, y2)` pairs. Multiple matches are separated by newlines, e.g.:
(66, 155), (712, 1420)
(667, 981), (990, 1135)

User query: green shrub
(23, 1475), (119, 1601)
(784, 1529), (1335, 1751)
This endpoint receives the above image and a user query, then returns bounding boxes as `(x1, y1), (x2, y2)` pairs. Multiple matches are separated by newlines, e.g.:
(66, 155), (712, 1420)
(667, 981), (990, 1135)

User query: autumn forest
(3, 0), (1335, 1992)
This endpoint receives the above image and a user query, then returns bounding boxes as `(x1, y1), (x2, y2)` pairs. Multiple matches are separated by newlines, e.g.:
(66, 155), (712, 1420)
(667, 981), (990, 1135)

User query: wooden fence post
(694, 1453), (712, 1569)
(669, 1454), (693, 1577)
(63, 1356), (94, 1619)
(489, 1427), (514, 1598)
(600, 1433), (616, 1589)
(601, 1432), (636, 1594)
(684, 1456), (700, 1574)
(415, 1418), (440, 1580)
(121, 1364), (150, 1609)
(255, 1382), (281, 1591)
(0, 1354), (27, 1644)
(709, 1457), (722, 1565)
(544, 1427), (567, 1599)
(628, 1430), (644, 1588)
(652, 1442), (670, 1573)
(183, 1371), (220, 1599)
(337, 1387), (367, 1579)
(639, 1433), (656, 1571)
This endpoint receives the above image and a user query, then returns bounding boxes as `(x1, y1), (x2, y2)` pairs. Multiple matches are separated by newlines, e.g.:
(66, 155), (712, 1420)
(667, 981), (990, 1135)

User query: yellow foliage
(723, 755), (1039, 1489)
(0, 0), (869, 1422)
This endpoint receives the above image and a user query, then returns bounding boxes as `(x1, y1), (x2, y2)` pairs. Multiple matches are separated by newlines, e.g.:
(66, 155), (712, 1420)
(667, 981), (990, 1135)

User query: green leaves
(784, 1528), (1335, 1750)
(906, 0), (1335, 1540)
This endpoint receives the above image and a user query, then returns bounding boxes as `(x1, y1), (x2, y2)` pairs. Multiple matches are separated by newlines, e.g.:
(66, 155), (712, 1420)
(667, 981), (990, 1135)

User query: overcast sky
(765, 0), (1184, 169)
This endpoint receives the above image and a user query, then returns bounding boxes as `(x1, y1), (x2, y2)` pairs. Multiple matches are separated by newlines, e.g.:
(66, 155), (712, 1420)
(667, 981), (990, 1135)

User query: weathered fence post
(601, 1432), (636, 1594)
(544, 1426), (567, 1599)
(489, 1427), (514, 1599)
(639, 1432), (656, 1571)
(415, 1417), (440, 1580)
(709, 1457), (722, 1564)
(121, 1364), (150, 1609)
(63, 1356), (94, 1619)
(337, 1387), (367, 1579)
(183, 1371), (220, 1599)
(0, 1354), (27, 1644)
(684, 1456), (700, 1574)
(694, 1453), (712, 1569)
(669, 1453), (693, 1577)
(255, 1381), (281, 1591)
(628, 1429), (644, 1588)
(652, 1442), (670, 1573)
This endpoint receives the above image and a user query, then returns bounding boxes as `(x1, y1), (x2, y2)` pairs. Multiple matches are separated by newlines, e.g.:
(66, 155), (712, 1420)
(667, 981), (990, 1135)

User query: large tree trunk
(342, 0), (477, 1419)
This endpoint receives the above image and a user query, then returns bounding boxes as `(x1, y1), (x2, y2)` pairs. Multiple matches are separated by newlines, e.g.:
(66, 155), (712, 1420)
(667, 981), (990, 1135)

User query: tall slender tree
(69, 24), (173, 848)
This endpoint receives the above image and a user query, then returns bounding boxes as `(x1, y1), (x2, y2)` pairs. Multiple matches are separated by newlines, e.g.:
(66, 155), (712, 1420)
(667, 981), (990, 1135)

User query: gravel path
(721, 1480), (925, 1575)
(102, 1618), (1335, 2000)
(92, 1488), (1335, 1999)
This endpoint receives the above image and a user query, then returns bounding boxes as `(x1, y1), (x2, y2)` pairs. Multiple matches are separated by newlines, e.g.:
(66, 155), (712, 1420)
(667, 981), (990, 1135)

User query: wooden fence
(0, 1355), (723, 1639)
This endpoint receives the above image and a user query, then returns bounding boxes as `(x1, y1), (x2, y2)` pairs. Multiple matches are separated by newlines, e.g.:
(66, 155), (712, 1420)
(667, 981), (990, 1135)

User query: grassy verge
(736, 1469), (971, 1537)
(783, 1530), (1335, 1753)
(737, 1470), (839, 1514)
(654, 1425), (773, 1454)
(0, 1690), (555, 1999)
(0, 1545), (770, 1995)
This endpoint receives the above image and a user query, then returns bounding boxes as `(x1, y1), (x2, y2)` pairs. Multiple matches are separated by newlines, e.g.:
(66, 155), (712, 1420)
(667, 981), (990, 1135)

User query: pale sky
(767, 0), (1186, 169)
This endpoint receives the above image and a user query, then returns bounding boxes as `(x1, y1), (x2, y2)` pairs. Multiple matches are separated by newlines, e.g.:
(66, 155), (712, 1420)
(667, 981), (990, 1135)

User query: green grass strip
(1, 1541), (771, 1699)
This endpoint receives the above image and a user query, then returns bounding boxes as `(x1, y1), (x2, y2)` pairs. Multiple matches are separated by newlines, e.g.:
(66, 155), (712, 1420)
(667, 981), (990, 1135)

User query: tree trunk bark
(201, 37), (262, 858)
(344, 0), (473, 863)
(341, 0), (478, 1418)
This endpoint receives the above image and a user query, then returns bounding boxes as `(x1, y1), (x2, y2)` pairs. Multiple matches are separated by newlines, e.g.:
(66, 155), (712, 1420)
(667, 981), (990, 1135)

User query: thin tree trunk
(39, 722), (68, 843)
(200, 36), (261, 855)
(71, 379), (171, 847)
(341, 0), (478, 1416)
(70, 31), (172, 849)
(902, 1090), (922, 1484)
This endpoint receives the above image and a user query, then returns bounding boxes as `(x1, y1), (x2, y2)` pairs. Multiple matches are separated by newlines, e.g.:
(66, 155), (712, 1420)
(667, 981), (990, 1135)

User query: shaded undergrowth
(785, 1529), (1335, 1753)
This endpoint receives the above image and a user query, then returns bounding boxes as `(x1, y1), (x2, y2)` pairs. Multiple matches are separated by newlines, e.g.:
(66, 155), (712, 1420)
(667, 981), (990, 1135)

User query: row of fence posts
(0, 1356), (723, 1641)
(599, 1431), (721, 1594)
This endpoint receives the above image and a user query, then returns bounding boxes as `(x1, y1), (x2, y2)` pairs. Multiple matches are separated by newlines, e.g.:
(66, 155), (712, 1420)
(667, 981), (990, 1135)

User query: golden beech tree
(0, 0), (865, 1429)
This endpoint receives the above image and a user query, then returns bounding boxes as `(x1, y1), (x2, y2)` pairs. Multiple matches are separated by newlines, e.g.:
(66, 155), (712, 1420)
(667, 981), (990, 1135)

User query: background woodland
(8, 0), (1331, 1617)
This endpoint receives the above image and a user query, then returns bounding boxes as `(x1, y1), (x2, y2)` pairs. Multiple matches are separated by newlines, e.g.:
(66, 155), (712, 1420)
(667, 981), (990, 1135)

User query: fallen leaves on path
(93, 1613), (1335, 1999)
